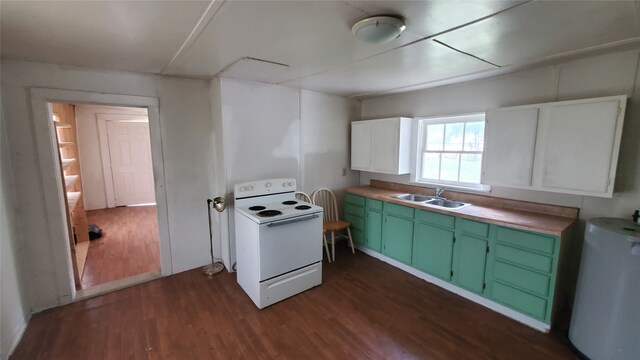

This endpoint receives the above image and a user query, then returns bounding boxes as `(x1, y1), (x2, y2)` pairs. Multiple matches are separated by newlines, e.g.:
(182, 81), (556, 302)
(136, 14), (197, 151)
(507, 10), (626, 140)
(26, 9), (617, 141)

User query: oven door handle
(266, 214), (320, 228)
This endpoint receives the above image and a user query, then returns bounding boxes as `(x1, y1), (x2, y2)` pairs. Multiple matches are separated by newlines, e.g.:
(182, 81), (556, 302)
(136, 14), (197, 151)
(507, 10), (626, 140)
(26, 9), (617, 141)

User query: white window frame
(411, 113), (491, 192)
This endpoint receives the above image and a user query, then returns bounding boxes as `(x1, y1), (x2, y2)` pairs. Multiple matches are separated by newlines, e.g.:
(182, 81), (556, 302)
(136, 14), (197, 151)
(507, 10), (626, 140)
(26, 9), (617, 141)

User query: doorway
(32, 88), (171, 305)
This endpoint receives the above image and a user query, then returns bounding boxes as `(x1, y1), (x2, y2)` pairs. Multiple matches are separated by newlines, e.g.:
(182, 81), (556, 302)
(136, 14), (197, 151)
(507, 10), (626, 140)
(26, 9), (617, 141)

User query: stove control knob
(265, 182), (272, 188)
(248, 185), (254, 191)
(288, 181), (295, 187)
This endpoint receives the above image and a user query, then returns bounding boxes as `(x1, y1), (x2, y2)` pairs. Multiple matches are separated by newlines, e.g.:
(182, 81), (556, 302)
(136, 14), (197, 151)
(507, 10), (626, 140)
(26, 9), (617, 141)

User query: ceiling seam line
(432, 40), (501, 68)
(161, 0), (226, 75)
(278, 0), (532, 85)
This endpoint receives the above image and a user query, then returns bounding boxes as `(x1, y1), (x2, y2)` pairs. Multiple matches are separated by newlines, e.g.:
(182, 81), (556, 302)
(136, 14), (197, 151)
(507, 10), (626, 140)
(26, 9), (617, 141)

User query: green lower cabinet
(412, 223), (454, 281)
(382, 214), (413, 264)
(350, 228), (365, 246)
(365, 209), (383, 252)
(453, 234), (488, 294)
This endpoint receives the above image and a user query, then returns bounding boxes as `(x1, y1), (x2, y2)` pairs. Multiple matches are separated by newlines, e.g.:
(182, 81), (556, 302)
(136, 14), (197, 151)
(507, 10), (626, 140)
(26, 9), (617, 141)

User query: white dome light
(351, 16), (406, 44)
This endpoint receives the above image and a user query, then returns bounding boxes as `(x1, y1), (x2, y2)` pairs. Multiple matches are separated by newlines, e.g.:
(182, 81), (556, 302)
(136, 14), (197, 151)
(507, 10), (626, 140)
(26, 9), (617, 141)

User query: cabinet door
(482, 107), (539, 186)
(371, 118), (399, 173)
(382, 214), (413, 264)
(539, 99), (621, 195)
(351, 121), (372, 170)
(412, 223), (454, 281)
(453, 234), (488, 294)
(366, 209), (383, 252)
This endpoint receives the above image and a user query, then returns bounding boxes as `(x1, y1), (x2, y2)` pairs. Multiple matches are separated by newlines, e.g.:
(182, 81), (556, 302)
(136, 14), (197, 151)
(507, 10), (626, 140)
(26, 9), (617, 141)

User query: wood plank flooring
(82, 206), (160, 288)
(12, 245), (577, 359)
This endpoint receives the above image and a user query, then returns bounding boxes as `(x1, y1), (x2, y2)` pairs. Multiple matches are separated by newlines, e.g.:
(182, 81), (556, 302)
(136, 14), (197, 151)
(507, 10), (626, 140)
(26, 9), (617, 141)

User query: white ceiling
(2, 0), (640, 98)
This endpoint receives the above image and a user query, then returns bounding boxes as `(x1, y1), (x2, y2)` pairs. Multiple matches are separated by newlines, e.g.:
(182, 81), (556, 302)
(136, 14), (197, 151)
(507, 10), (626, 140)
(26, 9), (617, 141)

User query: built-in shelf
(64, 175), (79, 189)
(58, 141), (74, 148)
(55, 122), (72, 129)
(61, 158), (76, 170)
(67, 191), (81, 210)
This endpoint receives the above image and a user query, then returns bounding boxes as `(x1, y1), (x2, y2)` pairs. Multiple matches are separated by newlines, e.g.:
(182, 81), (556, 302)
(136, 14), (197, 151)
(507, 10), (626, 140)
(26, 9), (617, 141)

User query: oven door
(258, 212), (322, 281)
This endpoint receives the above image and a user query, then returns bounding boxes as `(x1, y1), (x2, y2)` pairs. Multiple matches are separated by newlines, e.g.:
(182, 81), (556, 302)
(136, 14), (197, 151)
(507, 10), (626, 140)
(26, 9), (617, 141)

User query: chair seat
(323, 220), (350, 232)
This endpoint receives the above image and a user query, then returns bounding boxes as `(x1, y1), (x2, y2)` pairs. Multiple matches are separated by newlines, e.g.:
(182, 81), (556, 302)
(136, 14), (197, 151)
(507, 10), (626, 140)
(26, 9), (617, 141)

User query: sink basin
(424, 198), (470, 209)
(394, 194), (435, 202)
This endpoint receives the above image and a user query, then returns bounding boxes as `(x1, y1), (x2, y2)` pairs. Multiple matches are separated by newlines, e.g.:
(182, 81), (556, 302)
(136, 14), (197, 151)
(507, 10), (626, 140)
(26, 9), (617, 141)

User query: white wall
(1, 60), (216, 312)
(1, 106), (29, 359)
(360, 50), (640, 298)
(75, 105), (148, 210)
(214, 79), (360, 269)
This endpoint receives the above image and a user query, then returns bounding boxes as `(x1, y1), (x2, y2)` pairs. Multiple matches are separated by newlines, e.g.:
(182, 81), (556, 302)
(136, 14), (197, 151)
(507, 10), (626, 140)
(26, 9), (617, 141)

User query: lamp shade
(352, 16), (406, 44)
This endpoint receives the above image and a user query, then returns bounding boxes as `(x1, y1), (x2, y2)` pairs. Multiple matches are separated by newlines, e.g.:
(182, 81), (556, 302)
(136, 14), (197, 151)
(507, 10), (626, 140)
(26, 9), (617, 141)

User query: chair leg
(331, 231), (336, 262)
(323, 233), (331, 263)
(346, 227), (355, 254)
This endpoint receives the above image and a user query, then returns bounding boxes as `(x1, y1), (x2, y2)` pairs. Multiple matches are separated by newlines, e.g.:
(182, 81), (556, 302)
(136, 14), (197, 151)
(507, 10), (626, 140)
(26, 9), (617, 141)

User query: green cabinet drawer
(415, 209), (455, 229)
(345, 193), (365, 206)
(495, 244), (553, 273)
(345, 203), (365, 217)
(460, 218), (490, 238)
(344, 213), (364, 231)
(384, 202), (415, 219)
(413, 223), (454, 281)
(493, 261), (550, 297)
(366, 198), (383, 211)
(365, 209), (383, 252)
(497, 227), (555, 255)
(351, 228), (365, 246)
(491, 282), (548, 321)
(382, 215), (414, 265)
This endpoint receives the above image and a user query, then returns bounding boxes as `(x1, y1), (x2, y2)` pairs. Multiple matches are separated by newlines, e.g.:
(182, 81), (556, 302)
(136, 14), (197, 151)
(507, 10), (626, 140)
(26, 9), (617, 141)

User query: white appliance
(234, 178), (323, 309)
(569, 218), (640, 359)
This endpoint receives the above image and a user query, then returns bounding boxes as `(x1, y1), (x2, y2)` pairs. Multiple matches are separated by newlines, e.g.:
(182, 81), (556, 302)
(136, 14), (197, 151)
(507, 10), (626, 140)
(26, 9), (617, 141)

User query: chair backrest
(311, 188), (339, 222)
(295, 191), (311, 203)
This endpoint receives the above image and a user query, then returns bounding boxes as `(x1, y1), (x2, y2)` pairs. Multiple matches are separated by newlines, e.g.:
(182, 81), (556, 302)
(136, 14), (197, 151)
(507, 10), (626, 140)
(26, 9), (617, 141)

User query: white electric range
(234, 178), (323, 309)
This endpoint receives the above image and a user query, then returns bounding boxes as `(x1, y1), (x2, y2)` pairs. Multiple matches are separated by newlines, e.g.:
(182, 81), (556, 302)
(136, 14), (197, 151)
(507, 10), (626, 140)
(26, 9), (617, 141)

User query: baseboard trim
(356, 246), (550, 333)
(2, 314), (29, 360)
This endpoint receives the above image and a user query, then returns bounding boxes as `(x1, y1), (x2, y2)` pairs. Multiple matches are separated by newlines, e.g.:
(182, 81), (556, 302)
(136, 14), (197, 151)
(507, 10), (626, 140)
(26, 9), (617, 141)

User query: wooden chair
(295, 191), (311, 203)
(311, 188), (354, 262)
(297, 191), (331, 262)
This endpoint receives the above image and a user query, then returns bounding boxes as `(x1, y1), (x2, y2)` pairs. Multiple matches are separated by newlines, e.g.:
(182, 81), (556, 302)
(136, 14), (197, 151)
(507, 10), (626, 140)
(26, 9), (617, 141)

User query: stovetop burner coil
(257, 210), (283, 217)
(282, 200), (298, 205)
(295, 205), (311, 210)
(249, 206), (266, 211)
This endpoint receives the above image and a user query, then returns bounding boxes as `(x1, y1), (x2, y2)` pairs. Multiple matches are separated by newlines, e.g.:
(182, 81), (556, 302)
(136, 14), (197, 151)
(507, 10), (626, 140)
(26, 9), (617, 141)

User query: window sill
(408, 180), (492, 195)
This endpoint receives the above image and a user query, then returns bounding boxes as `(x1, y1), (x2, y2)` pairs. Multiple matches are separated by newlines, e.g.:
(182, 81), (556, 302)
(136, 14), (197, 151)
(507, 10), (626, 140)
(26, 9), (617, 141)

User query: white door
(106, 121), (155, 206)
(371, 118), (399, 173)
(351, 121), (372, 170)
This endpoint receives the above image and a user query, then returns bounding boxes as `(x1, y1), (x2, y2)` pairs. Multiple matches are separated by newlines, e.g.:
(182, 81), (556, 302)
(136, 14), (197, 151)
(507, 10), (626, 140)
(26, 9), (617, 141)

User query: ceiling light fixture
(351, 15), (406, 44)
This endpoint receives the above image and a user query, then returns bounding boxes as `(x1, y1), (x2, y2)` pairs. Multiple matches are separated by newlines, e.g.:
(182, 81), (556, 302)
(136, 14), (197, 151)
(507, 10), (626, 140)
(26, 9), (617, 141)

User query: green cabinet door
(382, 214), (414, 264)
(412, 223), (455, 281)
(366, 209), (383, 252)
(453, 234), (488, 294)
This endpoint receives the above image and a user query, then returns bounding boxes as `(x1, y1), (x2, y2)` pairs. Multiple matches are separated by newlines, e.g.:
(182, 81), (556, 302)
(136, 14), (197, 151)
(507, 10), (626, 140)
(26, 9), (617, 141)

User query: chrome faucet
(434, 187), (445, 199)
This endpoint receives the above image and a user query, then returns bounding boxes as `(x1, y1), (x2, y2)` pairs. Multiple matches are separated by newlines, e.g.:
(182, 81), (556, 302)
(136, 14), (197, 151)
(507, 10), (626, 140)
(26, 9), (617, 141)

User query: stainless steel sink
(424, 198), (470, 209)
(394, 194), (435, 202)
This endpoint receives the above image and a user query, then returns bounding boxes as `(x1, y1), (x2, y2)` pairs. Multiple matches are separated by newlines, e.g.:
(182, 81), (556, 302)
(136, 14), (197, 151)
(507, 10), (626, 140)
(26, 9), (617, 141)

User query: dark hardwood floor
(12, 245), (577, 359)
(82, 206), (160, 288)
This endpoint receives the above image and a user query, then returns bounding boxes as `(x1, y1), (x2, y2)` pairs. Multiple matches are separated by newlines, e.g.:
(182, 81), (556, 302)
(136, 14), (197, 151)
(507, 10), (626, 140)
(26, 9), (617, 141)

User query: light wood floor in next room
(13, 246), (578, 359)
(81, 206), (160, 289)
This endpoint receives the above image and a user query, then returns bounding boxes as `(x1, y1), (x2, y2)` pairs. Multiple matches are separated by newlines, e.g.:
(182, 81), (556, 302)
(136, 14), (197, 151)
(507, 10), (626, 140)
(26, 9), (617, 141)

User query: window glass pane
(440, 153), (460, 181)
(444, 123), (464, 151)
(421, 152), (440, 180)
(464, 121), (485, 151)
(425, 124), (444, 151)
(460, 154), (482, 183)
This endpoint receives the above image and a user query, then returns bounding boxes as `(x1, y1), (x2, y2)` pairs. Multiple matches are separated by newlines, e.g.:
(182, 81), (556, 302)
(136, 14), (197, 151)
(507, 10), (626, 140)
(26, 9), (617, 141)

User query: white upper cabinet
(483, 108), (539, 187)
(351, 117), (412, 175)
(482, 95), (627, 197)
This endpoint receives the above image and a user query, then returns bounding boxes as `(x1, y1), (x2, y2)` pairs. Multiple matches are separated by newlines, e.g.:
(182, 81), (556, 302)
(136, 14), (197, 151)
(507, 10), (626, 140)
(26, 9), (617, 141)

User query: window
(414, 113), (487, 190)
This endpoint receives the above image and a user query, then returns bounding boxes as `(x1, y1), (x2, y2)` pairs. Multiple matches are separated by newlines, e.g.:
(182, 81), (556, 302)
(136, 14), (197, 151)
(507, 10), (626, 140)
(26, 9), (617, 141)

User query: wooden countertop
(346, 186), (577, 236)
